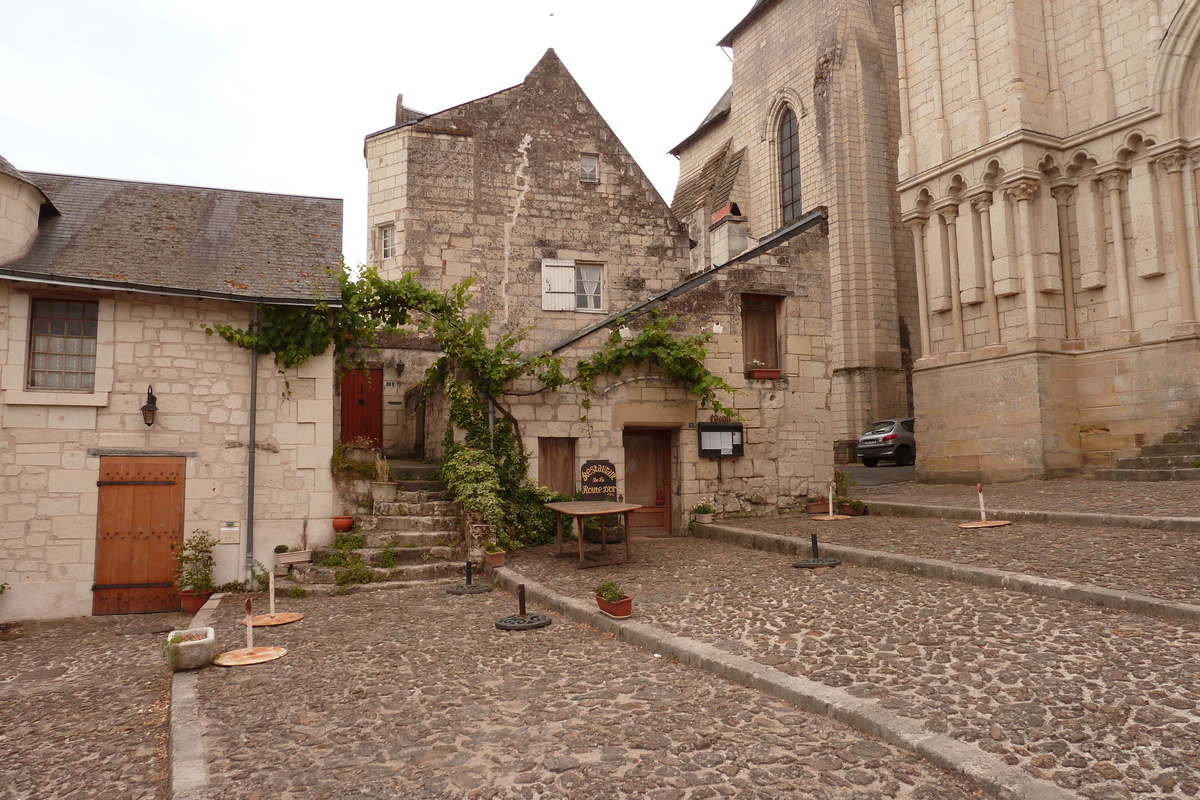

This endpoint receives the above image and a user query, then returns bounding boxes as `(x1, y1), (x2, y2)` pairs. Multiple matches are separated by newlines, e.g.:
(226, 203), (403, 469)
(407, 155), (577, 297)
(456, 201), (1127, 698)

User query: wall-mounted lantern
(140, 385), (158, 427)
(617, 326), (632, 341)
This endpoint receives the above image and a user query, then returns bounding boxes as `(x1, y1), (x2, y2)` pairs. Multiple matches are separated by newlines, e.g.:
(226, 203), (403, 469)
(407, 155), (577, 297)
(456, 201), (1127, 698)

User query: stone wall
(0, 173), (41, 264)
(0, 283), (336, 621)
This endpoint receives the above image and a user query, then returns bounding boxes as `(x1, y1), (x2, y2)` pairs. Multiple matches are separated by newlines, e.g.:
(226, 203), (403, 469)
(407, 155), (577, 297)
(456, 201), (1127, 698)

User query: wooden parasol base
(240, 612), (304, 627)
(811, 514), (851, 521)
(214, 646), (287, 666)
(958, 520), (1012, 528)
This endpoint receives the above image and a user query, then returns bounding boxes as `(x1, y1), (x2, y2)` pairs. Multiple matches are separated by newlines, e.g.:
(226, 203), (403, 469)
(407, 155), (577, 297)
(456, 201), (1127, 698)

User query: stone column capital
(969, 193), (993, 212)
(1050, 185), (1075, 206)
(936, 203), (960, 223)
(1004, 180), (1039, 202)
(903, 214), (929, 233)
(1099, 169), (1128, 192)
(1159, 152), (1189, 174)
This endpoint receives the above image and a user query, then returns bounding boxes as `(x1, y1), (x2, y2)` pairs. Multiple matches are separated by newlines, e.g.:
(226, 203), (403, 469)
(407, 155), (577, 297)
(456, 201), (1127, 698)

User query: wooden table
(544, 501), (641, 568)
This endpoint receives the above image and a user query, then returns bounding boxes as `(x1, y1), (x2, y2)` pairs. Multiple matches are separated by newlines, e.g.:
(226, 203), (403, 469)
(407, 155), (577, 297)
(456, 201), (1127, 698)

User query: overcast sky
(1, 1), (750, 268)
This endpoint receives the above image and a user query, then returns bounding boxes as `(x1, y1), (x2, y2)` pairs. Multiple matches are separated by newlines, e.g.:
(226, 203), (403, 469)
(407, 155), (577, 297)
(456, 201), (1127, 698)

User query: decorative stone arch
(762, 89), (809, 230)
(1117, 130), (1158, 165)
(1154, 0), (1200, 139)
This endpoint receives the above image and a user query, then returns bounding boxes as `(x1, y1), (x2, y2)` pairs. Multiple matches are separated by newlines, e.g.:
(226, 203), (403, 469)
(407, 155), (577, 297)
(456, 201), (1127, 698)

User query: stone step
(1117, 455), (1200, 469)
(291, 560), (471, 586)
(396, 480), (445, 492)
(310, 543), (464, 568)
(1140, 441), (1200, 457)
(1162, 430), (1200, 445)
(373, 499), (457, 517)
(361, 531), (462, 548)
(368, 515), (462, 533)
(1093, 467), (1200, 481)
(387, 460), (441, 480)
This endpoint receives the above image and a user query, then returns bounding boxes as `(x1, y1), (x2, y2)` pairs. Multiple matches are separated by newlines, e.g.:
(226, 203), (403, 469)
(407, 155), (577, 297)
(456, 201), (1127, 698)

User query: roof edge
(0, 270), (342, 308)
(718, 0), (782, 47)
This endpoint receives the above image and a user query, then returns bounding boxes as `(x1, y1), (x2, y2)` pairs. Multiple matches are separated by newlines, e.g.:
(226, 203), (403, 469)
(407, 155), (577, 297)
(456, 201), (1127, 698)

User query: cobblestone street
(3, 477), (1198, 800)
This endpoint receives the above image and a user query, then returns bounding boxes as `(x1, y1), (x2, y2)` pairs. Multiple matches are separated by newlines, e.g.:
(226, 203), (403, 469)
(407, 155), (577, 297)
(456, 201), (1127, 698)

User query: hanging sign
(580, 460), (617, 498)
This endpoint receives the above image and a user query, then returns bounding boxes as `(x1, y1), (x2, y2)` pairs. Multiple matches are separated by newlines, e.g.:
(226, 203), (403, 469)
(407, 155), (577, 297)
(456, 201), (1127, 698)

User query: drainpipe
(244, 306), (259, 588)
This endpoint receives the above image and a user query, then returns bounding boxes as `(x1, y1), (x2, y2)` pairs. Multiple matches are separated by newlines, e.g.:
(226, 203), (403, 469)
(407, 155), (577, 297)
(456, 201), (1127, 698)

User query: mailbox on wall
(697, 422), (744, 458)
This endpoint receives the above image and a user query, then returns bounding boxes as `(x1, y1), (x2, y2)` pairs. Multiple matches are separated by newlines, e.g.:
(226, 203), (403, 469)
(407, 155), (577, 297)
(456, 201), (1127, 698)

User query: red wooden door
(93, 456), (185, 615)
(341, 368), (383, 447)
(623, 429), (672, 533)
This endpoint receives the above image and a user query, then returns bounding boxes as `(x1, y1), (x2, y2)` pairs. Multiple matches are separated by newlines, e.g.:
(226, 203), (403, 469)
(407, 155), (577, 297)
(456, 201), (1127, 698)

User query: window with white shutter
(542, 259), (575, 310)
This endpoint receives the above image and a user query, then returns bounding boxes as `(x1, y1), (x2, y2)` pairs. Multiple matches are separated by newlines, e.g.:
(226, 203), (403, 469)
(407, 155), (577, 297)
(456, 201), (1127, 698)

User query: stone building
(0, 156), (342, 621)
(670, 0), (916, 463)
(360, 50), (834, 533)
(897, 0), (1200, 480)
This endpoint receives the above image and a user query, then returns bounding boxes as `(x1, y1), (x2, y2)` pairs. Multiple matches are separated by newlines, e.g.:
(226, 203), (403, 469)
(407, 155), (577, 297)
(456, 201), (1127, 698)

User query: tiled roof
(669, 86), (732, 156)
(1, 173), (343, 305)
(670, 139), (746, 220)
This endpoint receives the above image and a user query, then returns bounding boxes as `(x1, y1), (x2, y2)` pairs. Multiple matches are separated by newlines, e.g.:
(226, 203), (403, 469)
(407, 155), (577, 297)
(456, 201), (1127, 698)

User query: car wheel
(861, 458), (879, 468)
(894, 446), (914, 467)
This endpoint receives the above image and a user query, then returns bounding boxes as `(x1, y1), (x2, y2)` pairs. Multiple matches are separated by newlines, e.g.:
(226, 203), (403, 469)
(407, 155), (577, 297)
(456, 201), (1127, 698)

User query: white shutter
(542, 260), (575, 310)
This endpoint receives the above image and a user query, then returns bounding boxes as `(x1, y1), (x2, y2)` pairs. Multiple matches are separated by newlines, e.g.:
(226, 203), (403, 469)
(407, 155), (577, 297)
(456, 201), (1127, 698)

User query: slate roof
(1, 173), (343, 306)
(670, 139), (746, 219)
(669, 86), (732, 157)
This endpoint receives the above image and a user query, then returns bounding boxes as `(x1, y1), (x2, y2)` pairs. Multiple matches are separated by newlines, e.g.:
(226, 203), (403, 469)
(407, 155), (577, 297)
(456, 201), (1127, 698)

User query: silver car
(856, 418), (916, 467)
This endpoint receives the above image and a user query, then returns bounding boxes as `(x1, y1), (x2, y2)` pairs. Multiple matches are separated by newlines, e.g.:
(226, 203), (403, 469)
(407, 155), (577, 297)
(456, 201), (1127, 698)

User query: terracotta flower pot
(179, 590), (212, 616)
(596, 594), (632, 619)
(747, 368), (782, 380)
(840, 503), (867, 516)
(332, 516), (354, 533)
(483, 550), (506, 568)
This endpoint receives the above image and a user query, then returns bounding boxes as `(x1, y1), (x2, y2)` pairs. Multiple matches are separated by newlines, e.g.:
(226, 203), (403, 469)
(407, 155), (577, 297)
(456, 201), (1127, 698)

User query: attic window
(580, 154), (599, 183)
(380, 225), (396, 260)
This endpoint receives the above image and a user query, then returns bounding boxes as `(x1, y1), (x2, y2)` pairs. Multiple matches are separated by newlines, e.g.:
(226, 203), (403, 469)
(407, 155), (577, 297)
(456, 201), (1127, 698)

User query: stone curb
(696, 524), (1200, 624)
(170, 592), (225, 800)
(492, 568), (1081, 800)
(865, 500), (1200, 533)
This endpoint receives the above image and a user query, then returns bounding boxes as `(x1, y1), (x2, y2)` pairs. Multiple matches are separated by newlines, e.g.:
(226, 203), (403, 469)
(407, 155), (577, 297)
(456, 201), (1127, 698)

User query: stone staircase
(1094, 424), (1200, 481)
(292, 461), (476, 586)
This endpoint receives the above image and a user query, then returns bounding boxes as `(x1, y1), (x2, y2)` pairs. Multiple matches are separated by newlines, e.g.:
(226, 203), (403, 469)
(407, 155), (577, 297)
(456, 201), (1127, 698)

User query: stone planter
(370, 482), (398, 503)
(163, 626), (215, 672)
(693, 513), (714, 524)
(274, 550), (313, 574)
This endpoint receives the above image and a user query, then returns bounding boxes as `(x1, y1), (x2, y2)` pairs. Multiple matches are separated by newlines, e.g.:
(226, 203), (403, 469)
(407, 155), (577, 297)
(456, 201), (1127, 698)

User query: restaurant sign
(580, 460), (617, 498)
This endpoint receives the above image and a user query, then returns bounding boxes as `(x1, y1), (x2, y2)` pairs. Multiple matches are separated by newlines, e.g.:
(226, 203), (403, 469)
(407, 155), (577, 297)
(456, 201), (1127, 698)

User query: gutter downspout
(244, 306), (259, 588)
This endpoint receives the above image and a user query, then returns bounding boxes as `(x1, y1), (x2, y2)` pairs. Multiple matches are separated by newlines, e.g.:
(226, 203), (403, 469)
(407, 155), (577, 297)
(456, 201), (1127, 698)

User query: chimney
(395, 94), (405, 125)
(709, 202), (748, 266)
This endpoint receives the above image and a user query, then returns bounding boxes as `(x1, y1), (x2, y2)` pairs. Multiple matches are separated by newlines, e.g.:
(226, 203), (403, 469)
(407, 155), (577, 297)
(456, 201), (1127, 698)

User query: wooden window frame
(380, 224), (396, 259)
(741, 294), (782, 372)
(779, 107), (801, 226)
(27, 298), (100, 392)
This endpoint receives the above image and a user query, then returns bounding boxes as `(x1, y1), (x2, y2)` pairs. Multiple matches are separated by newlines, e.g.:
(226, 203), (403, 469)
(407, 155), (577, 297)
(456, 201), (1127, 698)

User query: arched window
(779, 107), (801, 225)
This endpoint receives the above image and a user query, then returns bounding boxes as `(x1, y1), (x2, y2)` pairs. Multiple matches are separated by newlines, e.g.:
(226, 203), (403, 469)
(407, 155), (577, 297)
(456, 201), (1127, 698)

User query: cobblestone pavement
(730, 515), (1200, 603)
(509, 536), (1200, 800)
(854, 477), (1199, 519)
(196, 588), (983, 800)
(0, 613), (185, 800)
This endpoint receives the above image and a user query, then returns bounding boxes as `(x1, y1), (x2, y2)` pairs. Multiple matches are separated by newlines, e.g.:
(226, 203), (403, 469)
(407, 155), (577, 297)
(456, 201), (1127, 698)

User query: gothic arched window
(779, 107), (801, 225)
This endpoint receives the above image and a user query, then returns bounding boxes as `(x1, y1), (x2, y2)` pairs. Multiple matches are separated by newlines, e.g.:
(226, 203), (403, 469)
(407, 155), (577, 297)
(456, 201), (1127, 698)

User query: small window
(542, 260), (604, 312)
(380, 225), (396, 259)
(538, 437), (577, 495)
(741, 294), (781, 372)
(580, 154), (599, 183)
(28, 299), (99, 390)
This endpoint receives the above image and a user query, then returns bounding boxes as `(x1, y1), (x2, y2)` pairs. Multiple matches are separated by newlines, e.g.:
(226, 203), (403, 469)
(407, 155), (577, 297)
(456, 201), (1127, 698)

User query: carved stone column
(1051, 186), (1079, 339)
(906, 216), (932, 357)
(938, 204), (965, 351)
(1100, 170), (1133, 331)
(894, 0), (917, 178)
(1160, 154), (1196, 323)
(930, 1), (952, 160)
(1006, 180), (1042, 339)
(971, 193), (1001, 344)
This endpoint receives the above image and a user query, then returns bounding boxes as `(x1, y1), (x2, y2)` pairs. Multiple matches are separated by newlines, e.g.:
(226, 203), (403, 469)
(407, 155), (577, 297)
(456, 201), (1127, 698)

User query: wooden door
(341, 368), (383, 447)
(93, 456), (185, 615)
(623, 430), (672, 533)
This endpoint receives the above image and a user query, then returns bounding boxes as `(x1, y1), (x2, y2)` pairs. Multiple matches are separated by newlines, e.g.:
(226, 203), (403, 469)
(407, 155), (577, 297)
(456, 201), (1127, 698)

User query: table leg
(624, 511), (632, 562)
(599, 516), (607, 558)
(576, 517), (585, 565)
(556, 512), (563, 557)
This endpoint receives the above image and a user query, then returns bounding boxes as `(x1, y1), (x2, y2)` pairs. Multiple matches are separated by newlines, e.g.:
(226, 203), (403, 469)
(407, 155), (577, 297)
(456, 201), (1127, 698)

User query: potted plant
(692, 499), (715, 524)
(370, 454), (398, 503)
(332, 511), (355, 533)
(595, 580), (632, 619)
(482, 541), (506, 568)
(840, 499), (868, 516)
(805, 495), (830, 514)
(746, 359), (782, 380)
(177, 529), (217, 615)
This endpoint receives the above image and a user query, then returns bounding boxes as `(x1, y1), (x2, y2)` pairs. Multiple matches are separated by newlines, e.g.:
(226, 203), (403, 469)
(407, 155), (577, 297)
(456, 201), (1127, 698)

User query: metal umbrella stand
(447, 560), (492, 595)
(495, 585), (552, 631)
(792, 533), (842, 569)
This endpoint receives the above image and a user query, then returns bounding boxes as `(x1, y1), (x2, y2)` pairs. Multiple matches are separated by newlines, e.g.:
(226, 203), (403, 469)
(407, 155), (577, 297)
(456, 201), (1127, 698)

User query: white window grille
(580, 154), (599, 183)
(380, 225), (396, 259)
(575, 264), (602, 310)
